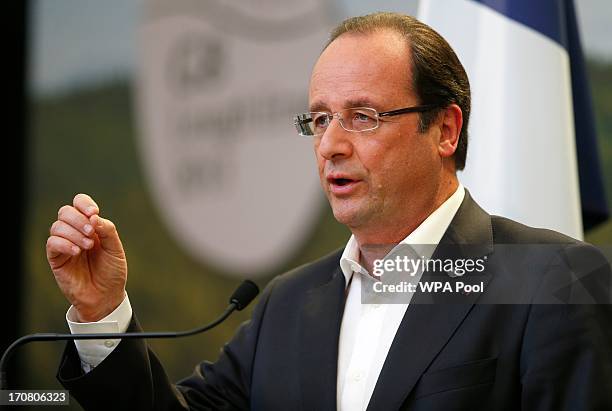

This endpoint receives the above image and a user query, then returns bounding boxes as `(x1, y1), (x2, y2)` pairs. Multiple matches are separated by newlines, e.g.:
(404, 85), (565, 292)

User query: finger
(73, 193), (100, 218)
(50, 220), (95, 250)
(58, 205), (95, 237)
(90, 214), (124, 254)
(46, 235), (80, 264)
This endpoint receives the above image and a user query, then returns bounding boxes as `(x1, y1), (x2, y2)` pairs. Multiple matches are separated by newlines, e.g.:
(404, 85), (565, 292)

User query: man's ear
(438, 104), (463, 159)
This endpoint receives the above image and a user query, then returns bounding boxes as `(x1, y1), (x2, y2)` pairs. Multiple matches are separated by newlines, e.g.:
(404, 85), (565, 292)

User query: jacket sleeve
(57, 277), (278, 411)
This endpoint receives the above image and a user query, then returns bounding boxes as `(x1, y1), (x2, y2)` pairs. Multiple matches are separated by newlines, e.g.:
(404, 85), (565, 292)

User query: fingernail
(86, 206), (97, 215)
(82, 238), (93, 248)
(84, 224), (93, 234)
(71, 246), (80, 255)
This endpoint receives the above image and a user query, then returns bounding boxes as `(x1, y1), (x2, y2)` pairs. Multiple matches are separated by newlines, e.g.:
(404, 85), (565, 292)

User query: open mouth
(333, 178), (354, 186)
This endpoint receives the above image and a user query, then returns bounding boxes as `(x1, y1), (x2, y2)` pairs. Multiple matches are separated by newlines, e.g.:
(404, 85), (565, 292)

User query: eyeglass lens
(294, 108), (379, 136)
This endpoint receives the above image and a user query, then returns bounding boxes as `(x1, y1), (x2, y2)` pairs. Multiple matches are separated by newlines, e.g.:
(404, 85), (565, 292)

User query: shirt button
(353, 372), (363, 381)
(104, 340), (115, 348)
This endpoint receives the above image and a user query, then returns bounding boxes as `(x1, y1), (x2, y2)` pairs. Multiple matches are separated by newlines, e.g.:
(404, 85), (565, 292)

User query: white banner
(136, 0), (336, 276)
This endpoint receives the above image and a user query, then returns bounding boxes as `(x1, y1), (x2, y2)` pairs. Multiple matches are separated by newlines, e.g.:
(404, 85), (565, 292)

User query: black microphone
(0, 280), (259, 390)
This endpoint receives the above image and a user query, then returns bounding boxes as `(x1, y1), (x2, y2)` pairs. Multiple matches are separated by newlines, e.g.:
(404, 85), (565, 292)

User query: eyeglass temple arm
(378, 104), (439, 118)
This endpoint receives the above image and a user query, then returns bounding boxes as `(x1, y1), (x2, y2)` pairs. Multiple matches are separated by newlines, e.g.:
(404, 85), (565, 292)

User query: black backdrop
(4, 0), (28, 389)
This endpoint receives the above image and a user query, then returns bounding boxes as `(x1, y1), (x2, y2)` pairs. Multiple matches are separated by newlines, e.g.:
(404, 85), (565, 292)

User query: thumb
(90, 214), (124, 255)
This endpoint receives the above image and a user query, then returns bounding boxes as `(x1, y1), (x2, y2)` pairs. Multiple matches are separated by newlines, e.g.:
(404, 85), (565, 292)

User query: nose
(315, 116), (353, 161)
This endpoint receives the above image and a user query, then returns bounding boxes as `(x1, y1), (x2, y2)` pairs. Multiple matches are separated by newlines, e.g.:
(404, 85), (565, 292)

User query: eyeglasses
(293, 104), (438, 137)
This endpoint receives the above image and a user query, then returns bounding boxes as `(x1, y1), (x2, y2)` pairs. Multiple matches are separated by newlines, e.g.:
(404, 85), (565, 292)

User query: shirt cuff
(66, 293), (132, 371)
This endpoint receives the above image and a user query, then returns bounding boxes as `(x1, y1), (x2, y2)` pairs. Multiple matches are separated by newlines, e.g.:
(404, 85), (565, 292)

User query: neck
(355, 177), (459, 274)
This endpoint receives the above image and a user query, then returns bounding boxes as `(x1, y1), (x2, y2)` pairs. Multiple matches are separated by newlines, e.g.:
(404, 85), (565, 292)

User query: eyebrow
(309, 97), (381, 112)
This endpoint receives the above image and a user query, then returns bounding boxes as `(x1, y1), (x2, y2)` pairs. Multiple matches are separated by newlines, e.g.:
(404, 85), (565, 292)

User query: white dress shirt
(66, 293), (132, 373)
(336, 184), (465, 411)
(67, 185), (465, 410)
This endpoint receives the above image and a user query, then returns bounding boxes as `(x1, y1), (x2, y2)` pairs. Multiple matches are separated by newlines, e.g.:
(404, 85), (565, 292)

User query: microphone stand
(0, 280), (258, 390)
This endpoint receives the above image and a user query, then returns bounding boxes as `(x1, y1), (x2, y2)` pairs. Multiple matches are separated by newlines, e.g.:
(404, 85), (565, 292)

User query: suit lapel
(299, 266), (346, 411)
(366, 190), (495, 411)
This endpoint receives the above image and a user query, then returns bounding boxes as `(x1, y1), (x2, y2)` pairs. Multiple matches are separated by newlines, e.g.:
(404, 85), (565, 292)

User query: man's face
(309, 30), (444, 235)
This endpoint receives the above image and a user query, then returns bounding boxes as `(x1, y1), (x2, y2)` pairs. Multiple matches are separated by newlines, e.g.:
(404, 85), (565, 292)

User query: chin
(330, 204), (364, 227)
(331, 211), (352, 226)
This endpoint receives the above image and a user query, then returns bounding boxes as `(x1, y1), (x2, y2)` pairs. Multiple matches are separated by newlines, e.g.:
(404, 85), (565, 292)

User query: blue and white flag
(418, 0), (608, 239)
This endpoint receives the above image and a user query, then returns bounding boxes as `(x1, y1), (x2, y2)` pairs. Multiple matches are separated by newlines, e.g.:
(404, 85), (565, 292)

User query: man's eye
(353, 112), (374, 122)
(313, 115), (329, 127)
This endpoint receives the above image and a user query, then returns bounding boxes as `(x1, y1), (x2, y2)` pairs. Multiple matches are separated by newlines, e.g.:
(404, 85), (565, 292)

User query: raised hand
(46, 193), (128, 322)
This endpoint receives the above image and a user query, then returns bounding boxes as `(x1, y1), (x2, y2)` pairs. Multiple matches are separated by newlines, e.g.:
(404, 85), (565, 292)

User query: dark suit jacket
(57, 191), (612, 410)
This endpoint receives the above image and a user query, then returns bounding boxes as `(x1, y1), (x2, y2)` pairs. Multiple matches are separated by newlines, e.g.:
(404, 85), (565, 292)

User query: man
(47, 12), (612, 410)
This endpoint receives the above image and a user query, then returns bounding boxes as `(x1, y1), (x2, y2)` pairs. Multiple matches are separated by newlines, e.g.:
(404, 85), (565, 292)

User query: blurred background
(6, 0), (611, 409)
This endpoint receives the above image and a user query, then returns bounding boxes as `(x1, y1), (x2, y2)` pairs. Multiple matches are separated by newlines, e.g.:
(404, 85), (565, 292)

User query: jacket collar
(298, 189), (495, 411)
(366, 189), (495, 410)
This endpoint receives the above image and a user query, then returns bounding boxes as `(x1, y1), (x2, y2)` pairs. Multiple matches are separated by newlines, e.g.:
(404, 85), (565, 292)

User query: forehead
(309, 30), (414, 111)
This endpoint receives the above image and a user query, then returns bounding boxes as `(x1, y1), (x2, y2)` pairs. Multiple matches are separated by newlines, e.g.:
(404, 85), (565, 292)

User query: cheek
(367, 135), (430, 188)
(314, 148), (329, 190)
(353, 138), (386, 171)
(313, 142), (324, 170)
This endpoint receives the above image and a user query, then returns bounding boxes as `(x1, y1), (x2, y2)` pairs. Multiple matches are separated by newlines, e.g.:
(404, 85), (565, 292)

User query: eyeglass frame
(293, 104), (440, 137)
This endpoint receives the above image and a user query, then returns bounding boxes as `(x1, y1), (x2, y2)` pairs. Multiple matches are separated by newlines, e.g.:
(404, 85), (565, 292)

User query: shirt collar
(339, 184), (466, 286)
